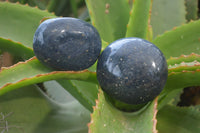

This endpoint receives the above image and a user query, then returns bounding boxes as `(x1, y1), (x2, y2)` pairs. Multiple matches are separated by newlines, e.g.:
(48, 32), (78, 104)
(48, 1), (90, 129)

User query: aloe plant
(0, 0), (200, 133)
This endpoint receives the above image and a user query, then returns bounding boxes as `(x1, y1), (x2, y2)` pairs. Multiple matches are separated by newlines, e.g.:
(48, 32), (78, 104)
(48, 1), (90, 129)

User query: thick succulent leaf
(166, 68), (200, 90)
(43, 80), (76, 104)
(0, 85), (90, 133)
(70, 80), (98, 106)
(185, 0), (198, 21)
(27, 0), (49, 10)
(158, 73), (199, 109)
(151, 0), (186, 37)
(40, 80), (98, 113)
(157, 105), (200, 133)
(85, 0), (130, 43)
(168, 61), (200, 73)
(158, 88), (183, 110)
(0, 2), (56, 47)
(153, 20), (200, 59)
(9, 0), (49, 9)
(0, 37), (34, 59)
(159, 57), (200, 106)
(167, 53), (200, 66)
(56, 80), (98, 112)
(126, 0), (152, 39)
(0, 2), (102, 112)
(88, 89), (158, 133)
(157, 53), (200, 109)
(0, 57), (97, 112)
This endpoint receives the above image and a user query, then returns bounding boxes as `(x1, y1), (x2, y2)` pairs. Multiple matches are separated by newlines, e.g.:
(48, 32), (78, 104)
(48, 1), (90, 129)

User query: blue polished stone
(33, 17), (102, 71)
(97, 37), (168, 105)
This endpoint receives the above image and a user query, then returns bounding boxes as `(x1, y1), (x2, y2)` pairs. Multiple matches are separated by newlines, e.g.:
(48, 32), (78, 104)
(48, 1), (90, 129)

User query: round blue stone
(33, 17), (102, 71)
(97, 37), (168, 105)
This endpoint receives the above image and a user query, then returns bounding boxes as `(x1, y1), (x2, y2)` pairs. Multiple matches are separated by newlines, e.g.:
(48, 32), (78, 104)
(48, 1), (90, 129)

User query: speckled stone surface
(97, 37), (168, 105)
(33, 17), (102, 71)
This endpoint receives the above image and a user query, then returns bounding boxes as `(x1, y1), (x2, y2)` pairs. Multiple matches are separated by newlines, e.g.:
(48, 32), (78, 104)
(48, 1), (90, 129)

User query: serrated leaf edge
(87, 88), (100, 133)
(0, 57), (97, 95)
(167, 53), (200, 62)
(153, 19), (199, 43)
(2, 0), (56, 16)
(152, 97), (158, 133)
(0, 37), (33, 50)
(0, 56), (36, 72)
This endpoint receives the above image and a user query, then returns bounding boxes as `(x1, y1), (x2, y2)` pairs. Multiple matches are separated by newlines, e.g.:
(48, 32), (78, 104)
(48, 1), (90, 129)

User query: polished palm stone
(33, 17), (102, 71)
(97, 37), (168, 105)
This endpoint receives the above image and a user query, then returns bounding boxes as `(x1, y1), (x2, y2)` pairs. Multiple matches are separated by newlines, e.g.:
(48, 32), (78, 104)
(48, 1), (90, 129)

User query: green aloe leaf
(126, 0), (152, 39)
(56, 80), (98, 112)
(153, 19), (200, 59)
(42, 80), (98, 114)
(0, 2), (102, 112)
(167, 53), (200, 66)
(158, 54), (200, 109)
(157, 105), (200, 133)
(42, 80), (76, 104)
(153, 18), (200, 108)
(27, 0), (49, 10)
(158, 88), (183, 110)
(88, 89), (158, 133)
(166, 68), (200, 90)
(0, 37), (34, 59)
(151, 0), (186, 37)
(152, 20), (200, 109)
(158, 66), (200, 109)
(0, 57), (97, 112)
(0, 85), (90, 133)
(0, 2), (56, 47)
(85, 0), (130, 43)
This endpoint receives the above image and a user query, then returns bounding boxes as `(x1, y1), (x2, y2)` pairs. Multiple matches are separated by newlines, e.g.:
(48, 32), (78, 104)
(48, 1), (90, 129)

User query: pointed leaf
(167, 53), (200, 66)
(153, 20), (200, 59)
(158, 60), (200, 109)
(43, 80), (76, 104)
(89, 89), (158, 133)
(158, 88), (183, 110)
(0, 2), (56, 47)
(157, 105), (200, 133)
(0, 85), (90, 133)
(0, 57), (97, 112)
(85, 0), (130, 43)
(0, 37), (34, 59)
(166, 69), (200, 90)
(126, 0), (152, 39)
(56, 80), (98, 112)
(151, 0), (186, 37)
